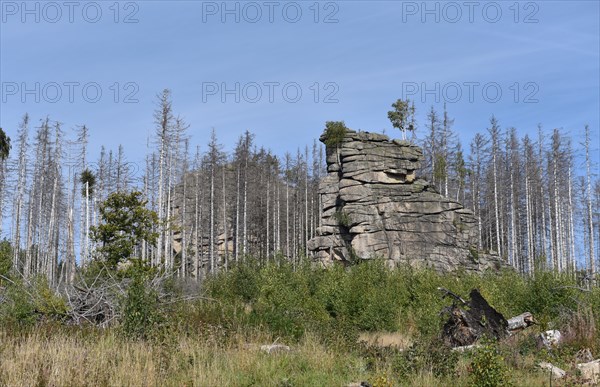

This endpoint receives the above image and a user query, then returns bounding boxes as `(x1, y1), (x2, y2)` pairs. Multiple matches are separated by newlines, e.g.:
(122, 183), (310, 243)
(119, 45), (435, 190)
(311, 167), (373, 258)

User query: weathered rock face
(308, 130), (501, 272)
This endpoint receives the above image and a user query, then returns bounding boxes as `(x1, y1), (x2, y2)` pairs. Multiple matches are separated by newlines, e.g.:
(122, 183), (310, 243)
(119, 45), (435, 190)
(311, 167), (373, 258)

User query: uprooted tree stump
(439, 288), (535, 347)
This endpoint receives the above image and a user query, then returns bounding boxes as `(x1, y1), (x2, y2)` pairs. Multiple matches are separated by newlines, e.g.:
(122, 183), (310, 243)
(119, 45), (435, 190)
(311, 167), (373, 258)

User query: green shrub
(469, 245), (480, 263)
(469, 339), (512, 387)
(394, 266), (451, 337)
(120, 272), (164, 340)
(0, 277), (68, 329)
(393, 337), (458, 378)
(199, 259), (600, 357)
(33, 278), (69, 319)
(342, 261), (400, 332)
(322, 121), (349, 148)
(334, 210), (351, 227)
(251, 262), (329, 340)
(0, 279), (36, 328)
(0, 239), (12, 278)
(205, 259), (261, 304)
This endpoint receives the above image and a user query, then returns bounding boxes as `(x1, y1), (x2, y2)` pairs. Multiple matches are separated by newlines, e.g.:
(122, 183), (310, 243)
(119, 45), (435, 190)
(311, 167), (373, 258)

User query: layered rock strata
(307, 129), (501, 272)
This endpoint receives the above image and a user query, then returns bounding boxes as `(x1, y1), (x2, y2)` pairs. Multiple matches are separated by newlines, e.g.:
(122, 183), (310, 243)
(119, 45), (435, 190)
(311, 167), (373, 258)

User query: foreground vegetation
(1, 260), (599, 386)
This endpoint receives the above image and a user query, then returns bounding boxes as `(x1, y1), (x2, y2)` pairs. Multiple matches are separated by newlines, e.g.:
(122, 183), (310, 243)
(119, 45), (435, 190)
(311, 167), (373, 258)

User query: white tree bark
(585, 125), (596, 277)
(12, 114), (29, 274)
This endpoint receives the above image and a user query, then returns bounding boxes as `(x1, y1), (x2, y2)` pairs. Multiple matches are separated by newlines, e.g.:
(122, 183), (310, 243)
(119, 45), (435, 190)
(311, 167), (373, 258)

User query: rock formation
(307, 129), (502, 272)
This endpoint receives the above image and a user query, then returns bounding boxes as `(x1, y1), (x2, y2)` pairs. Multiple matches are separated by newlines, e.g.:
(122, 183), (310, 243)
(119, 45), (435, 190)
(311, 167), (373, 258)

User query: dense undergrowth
(1, 259), (599, 386)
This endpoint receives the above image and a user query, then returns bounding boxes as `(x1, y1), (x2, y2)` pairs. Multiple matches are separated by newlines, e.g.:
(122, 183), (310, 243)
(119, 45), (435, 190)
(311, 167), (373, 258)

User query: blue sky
(1, 0), (599, 166)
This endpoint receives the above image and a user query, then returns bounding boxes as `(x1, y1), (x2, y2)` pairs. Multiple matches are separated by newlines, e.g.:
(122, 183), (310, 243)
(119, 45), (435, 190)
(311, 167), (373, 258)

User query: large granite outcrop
(307, 129), (502, 272)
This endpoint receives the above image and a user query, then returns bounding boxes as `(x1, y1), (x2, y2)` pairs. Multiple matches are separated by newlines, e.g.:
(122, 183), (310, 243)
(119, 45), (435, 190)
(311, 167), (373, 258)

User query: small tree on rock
(388, 99), (416, 140)
(323, 121), (349, 166)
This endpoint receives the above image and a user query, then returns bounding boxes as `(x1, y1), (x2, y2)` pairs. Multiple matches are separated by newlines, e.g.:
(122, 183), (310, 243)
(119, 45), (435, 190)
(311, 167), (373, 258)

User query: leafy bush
(0, 279), (37, 328)
(469, 339), (512, 387)
(203, 260), (407, 340)
(205, 260), (261, 304)
(120, 272), (164, 340)
(0, 277), (68, 329)
(341, 261), (401, 332)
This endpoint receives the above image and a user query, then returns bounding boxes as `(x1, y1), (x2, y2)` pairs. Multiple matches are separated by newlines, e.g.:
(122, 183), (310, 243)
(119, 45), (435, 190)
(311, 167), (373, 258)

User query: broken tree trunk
(507, 312), (535, 332)
(440, 288), (509, 347)
(440, 288), (532, 347)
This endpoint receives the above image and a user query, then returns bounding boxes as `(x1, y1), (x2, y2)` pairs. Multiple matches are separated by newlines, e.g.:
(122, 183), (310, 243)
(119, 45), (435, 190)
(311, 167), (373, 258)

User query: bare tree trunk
(45, 123), (62, 285)
(46, 170), (59, 284)
(65, 165), (76, 282)
(194, 146), (201, 279)
(222, 162), (228, 271)
(243, 142), (248, 257)
(266, 168), (270, 261)
(552, 130), (561, 271)
(24, 198), (34, 277)
(210, 150), (215, 274)
(154, 90), (173, 267)
(0, 159), (6, 238)
(566, 143), (576, 276)
(523, 136), (534, 274)
(77, 126), (88, 265)
(443, 105), (449, 196)
(181, 141), (189, 277)
(509, 165), (517, 269)
(488, 118), (502, 256)
(276, 181), (281, 253)
(66, 204), (75, 284)
(12, 114), (29, 274)
(285, 154), (290, 259)
(585, 125), (596, 278)
(142, 154), (150, 264)
(537, 126), (548, 267)
(26, 119), (51, 277)
(235, 165), (240, 263)
(304, 146), (309, 258)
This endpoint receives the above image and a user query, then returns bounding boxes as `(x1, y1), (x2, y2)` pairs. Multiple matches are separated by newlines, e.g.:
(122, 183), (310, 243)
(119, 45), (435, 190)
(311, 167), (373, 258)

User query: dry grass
(561, 307), (598, 351)
(0, 328), (561, 387)
(357, 332), (412, 350)
(0, 330), (370, 387)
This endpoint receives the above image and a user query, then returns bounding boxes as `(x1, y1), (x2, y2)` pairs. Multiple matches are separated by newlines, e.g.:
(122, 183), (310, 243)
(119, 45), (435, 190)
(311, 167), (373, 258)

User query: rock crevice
(308, 129), (502, 272)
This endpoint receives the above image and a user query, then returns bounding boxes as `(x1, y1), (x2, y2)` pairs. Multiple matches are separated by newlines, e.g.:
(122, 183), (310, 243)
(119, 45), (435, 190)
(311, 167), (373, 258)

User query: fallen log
(507, 312), (535, 332)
